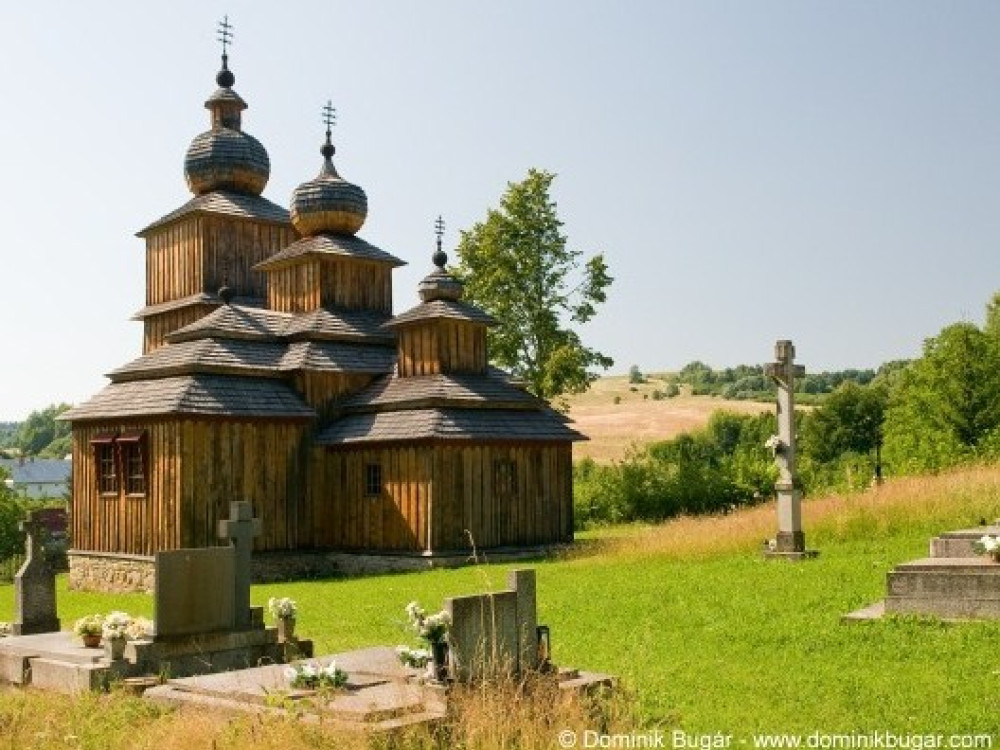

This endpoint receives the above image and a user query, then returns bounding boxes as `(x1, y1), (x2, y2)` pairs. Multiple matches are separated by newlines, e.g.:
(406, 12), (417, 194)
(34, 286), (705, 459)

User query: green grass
(4, 471), (1000, 738)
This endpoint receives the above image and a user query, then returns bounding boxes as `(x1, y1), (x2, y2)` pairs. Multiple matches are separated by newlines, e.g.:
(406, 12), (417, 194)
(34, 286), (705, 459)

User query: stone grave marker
(217, 501), (261, 630)
(154, 547), (236, 637)
(445, 568), (539, 682)
(13, 511), (60, 636)
(763, 339), (817, 560)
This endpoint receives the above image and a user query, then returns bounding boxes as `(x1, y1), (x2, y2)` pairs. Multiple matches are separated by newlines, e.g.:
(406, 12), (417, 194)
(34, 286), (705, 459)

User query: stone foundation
(70, 546), (564, 592)
(69, 551), (156, 593)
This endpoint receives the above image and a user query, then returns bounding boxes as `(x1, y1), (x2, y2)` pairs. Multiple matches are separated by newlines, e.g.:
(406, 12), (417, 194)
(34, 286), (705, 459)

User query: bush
(0, 473), (25, 564)
(573, 412), (778, 527)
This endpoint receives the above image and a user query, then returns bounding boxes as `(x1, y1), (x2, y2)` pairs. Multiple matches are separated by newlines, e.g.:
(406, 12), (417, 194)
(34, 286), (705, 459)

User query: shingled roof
(166, 305), (292, 343)
(137, 190), (291, 236)
(165, 304), (395, 345)
(337, 372), (540, 412)
(385, 299), (495, 328)
(282, 308), (395, 344)
(108, 338), (288, 382)
(132, 293), (267, 321)
(253, 233), (405, 270)
(280, 341), (395, 373)
(62, 375), (314, 421)
(317, 407), (583, 445)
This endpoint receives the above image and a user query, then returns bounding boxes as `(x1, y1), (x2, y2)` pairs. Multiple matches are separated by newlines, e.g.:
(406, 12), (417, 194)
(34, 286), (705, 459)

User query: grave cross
(218, 501), (261, 629)
(763, 340), (813, 557)
(13, 511), (60, 635)
(764, 340), (805, 485)
(19, 515), (44, 561)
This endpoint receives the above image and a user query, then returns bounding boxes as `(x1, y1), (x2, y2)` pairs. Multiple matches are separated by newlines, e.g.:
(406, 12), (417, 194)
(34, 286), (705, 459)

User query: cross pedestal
(763, 340), (817, 561)
(218, 501), (261, 630)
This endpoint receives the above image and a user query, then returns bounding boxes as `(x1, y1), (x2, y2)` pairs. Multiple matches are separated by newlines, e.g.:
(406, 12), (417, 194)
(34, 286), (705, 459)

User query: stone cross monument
(763, 340), (817, 560)
(218, 501), (261, 629)
(13, 511), (60, 635)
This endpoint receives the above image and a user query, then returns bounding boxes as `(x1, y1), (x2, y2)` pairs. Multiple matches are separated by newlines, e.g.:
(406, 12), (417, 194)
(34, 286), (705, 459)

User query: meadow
(563, 376), (771, 463)
(3, 467), (1000, 748)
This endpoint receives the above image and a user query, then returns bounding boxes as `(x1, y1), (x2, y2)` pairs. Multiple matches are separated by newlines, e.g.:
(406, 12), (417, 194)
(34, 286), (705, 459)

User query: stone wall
(69, 552), (155, 593)
(69, 546), (563, 592)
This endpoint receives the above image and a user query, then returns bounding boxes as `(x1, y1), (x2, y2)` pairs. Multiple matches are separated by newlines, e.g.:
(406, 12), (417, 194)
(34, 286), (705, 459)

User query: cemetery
(3, 9), (1000, 748)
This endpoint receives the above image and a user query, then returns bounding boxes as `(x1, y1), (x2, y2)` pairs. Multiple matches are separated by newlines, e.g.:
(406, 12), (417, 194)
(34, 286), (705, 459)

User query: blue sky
(1, 1), (998, 420)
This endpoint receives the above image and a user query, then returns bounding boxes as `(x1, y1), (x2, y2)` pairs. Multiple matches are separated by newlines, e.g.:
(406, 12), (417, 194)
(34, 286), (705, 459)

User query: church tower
(133, 19), (296, 353)
(254, 102), (403, 315)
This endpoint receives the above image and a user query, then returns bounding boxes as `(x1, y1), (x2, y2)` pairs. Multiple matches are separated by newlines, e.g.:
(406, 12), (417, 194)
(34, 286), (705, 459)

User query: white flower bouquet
(284, 660), (347, 690)
(974, 534), (1000, 562)
(268, 596), (298, 621)
(405, 601), (451, 644)
(102, 611), (133, 641)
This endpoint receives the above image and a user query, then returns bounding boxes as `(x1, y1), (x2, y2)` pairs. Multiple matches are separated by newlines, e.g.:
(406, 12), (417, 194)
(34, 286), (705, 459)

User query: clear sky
(1, 1), (998, 421)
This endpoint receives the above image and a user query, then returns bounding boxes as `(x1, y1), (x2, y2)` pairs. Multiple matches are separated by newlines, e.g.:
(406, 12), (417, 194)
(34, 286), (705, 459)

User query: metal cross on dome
(322, 101), (337, 135)
(217, 16), (234, 55)
(434, 215), (446, 250)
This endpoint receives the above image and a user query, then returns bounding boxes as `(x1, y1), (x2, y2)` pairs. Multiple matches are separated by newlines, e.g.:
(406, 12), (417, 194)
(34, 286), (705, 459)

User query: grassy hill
(3, 467), (1000, 747)
(565, 375), (771, 463)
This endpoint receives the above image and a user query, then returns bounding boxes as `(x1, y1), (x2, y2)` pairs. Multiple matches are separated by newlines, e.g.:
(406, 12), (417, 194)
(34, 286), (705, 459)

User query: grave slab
(929, 527), (1000, 558)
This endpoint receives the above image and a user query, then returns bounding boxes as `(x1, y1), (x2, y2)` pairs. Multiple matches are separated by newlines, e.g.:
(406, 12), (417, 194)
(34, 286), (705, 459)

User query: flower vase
(105, 636), (126, 661)
(82, 634), (101, 649)
(277, 616), (296, 643)
(428, 640), (449, 684)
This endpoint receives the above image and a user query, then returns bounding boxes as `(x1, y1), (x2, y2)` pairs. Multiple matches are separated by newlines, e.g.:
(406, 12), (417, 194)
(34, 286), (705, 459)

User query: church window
(91, 433), (118, 495)
(118, 431), (148, 496)
(365, 462), (383, 497)
(494, 458), (517, 500)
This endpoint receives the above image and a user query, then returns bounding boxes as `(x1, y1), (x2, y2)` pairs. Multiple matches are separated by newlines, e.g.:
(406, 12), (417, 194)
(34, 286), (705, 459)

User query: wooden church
(63, 40), (582, 591)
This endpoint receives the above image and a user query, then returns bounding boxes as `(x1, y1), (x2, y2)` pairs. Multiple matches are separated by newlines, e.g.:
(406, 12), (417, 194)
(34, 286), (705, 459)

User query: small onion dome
(290, 134), (367, 236)
(418, 247), (463, 302)
(183, 54), (270, 196)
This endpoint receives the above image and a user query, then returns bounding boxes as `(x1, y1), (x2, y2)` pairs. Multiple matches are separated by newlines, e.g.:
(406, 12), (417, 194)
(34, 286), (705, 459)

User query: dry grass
(565, 376), (770, 463)
(597, 464), (1000, 562)
(0, 672), (629, 750)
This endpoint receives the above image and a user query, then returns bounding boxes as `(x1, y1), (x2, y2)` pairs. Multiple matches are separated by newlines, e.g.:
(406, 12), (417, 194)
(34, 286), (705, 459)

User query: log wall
(144, 217), (294, 306)
(265, 260), (322, 312)
(143, 303), (217, 353)
(266, 258), (393, 314)
(309, 445), (431, 552)
(430, 443), (573, 551)
(293, 372), (374, 419)
(72, 419), (308, 556)
(397, 321), (487, 377)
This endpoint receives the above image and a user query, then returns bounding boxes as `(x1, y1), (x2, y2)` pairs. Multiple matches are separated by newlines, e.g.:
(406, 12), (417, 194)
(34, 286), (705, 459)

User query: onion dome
(183, 52), (270, 196)
(290, 105), (368, 237)
(418, 216), (464, 302)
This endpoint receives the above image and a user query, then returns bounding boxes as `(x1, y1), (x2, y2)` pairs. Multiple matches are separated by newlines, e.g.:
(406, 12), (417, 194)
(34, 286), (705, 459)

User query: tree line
(575, 292), (1000, 527)
(0, 404), (72, 458)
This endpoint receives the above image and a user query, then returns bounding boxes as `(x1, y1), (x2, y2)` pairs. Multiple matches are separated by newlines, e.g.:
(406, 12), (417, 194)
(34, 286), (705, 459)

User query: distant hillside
(564, 375), (772, 463)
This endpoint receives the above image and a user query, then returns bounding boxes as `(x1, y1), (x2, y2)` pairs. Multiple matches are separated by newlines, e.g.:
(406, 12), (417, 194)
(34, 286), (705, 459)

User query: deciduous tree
(454, 169), (613, 401)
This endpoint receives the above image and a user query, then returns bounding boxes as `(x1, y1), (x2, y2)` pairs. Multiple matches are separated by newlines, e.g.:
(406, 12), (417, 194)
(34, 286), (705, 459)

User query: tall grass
(596, 464), (1000, 561)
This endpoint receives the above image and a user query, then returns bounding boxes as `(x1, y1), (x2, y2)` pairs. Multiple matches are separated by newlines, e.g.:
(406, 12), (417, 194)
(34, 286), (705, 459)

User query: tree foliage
(801, 381), (887, 463)
(454, 169), (613, 400)
(883, 322), (1000, 473)
(0, 467), (25, 563)
(14, 403), (72, 457)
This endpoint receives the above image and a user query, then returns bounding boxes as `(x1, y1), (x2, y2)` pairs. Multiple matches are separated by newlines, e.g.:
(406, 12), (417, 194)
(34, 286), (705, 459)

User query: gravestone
(445, 568), (539, 682)
(154, 547), (236, 637)
(763, 339), (817, 560)
(217, 501), (261, 630)
(13, 511), (60, 636)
